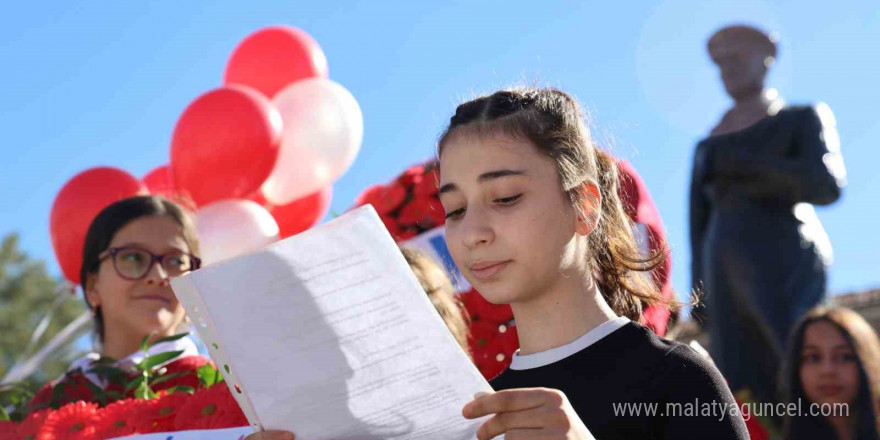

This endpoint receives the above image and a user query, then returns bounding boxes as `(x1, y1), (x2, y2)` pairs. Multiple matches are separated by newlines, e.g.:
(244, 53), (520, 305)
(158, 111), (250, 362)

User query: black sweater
(490, 322), (749, 439)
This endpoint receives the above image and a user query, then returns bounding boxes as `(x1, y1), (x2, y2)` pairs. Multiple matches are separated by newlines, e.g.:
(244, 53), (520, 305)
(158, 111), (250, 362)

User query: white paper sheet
(172, 206), (491, 440)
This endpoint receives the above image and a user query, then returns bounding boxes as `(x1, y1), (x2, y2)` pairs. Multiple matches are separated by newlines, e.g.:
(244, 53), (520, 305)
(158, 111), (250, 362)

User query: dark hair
(437, 88), (673, 320)
(400, 247), (470, 355)
(783, 306), (880, 440)
(80, 195), (200, 342)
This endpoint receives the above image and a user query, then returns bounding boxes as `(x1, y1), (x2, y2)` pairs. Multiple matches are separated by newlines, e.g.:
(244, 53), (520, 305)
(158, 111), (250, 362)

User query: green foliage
(0, 233), (88, 388)
(0, 382), (33, 422)
(0, 232), (88, 421)
(196, 363), (224, 389)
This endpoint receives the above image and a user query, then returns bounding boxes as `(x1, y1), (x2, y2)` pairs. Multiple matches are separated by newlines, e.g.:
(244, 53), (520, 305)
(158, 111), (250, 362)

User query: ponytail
(590, 150), (673, 320)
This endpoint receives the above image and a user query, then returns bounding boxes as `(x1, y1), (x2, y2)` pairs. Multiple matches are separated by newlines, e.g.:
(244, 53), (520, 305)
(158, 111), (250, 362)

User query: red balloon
(224, 26), (328, 98)
(50, 167), (147, 284)
(268, 186), (332, 239)
(170, 85), (281, 207)
(142, 164), (175, 197)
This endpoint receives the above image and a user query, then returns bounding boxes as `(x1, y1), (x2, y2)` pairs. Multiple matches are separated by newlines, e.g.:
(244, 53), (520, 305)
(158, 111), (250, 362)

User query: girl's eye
(836, 353), (857, 363)
(122, 253), (144, 263)
(802, 353), (821, 364)
(495, 194), (522, 205)
(445, 208), (465, 220)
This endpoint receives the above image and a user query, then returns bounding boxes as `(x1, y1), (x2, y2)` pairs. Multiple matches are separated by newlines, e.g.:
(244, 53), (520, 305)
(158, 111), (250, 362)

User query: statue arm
(711, 105), (846, 205)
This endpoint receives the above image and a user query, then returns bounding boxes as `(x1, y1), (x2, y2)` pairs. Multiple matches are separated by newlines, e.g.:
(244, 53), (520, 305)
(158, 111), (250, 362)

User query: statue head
(708, 25), (777, 101)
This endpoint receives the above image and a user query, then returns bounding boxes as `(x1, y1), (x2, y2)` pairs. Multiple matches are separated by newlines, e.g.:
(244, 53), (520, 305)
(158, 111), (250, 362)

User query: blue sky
(1, 0), (878, 309)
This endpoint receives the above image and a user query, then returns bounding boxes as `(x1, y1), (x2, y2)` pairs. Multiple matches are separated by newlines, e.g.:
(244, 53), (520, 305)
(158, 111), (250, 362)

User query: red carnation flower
(426, 198), (446, 226)
(133, 391), (189, 433)
(395, 227), (420, 241)
(354, 184), (382, 206)
(378, 215), (402, 238)
(357, 184), (407, 216)
(16, 409), (50, 440)
(399, 164), (427, 186)
(93, 398), (143, 439)
(397, 199), (428, 226)
(38, 401), (98, 440)
(397, 194), (444, 231)
(0, 421), (17, 439)
(413, 169), (440, 198)
(174, 385), (248, 430)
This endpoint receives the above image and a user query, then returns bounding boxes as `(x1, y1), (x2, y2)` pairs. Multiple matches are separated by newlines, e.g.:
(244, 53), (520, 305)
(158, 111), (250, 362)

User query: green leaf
(142, 350), (184, 370)
(0, 406), (9, 421)
(140, 334), (151, 352)
(134, 380), (156, 400)
(49, 381), (66, 409)
(196, 364), (219, 388)
(87, 365), (128, 386)
(125, 375), (146, 393)
(0, 383), (32, 403)
(149, 371), (190, 387)
(83, 380), (108, 406)
(149, 332), (190, 348)
(165, 385), (195, 395)
(93, 356), (118, 365)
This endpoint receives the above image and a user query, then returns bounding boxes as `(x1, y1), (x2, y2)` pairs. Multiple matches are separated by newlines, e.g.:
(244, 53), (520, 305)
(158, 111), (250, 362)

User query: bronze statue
(689, 25), (846, 405)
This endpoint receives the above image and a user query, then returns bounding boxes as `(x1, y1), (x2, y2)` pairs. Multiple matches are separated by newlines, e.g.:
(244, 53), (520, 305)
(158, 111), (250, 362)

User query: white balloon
(196, 199), (280, 265)
(262, 78), (363, 205)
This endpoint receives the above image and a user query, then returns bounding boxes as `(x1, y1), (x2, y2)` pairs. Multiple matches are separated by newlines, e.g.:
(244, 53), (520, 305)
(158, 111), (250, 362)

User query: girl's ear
(575, 181), (602, 236)
(84, 273), (101, 309)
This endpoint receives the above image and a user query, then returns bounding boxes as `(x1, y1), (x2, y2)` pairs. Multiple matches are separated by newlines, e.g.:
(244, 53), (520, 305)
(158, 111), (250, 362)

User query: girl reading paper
(251, 88), (749, 440)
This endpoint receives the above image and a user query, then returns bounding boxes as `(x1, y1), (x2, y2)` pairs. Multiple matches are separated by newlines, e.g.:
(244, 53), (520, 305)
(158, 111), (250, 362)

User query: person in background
(783, 306), (880, 440)
(29, 195), (211, 409)
(400, 246), (470, 355)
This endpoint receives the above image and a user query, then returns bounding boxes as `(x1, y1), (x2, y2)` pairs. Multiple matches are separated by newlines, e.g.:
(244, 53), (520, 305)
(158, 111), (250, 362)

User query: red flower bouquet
(6, 342), (250, 439)
(174, 383), (247, 430)
(91, 398), (143, 439)
(14, 409), (50, 440)
(0, 420), (17, 440)
(37, 401), (98, 440)
(133, 390), (190, 433)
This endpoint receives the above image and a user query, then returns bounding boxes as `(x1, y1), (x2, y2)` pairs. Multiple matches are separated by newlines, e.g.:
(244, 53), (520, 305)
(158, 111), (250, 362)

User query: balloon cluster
(353, 161), (519, 380)
(50, 26), (354, 283)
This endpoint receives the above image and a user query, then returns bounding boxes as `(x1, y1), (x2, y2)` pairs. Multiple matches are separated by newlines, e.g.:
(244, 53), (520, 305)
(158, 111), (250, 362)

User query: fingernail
(473, 391), (489, 399)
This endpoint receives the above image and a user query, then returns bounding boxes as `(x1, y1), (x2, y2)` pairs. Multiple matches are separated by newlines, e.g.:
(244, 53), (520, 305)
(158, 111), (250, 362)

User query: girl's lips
(135, 295), (172, 304)
(469, 261), (511, 280)
(817, 385), (843, 395)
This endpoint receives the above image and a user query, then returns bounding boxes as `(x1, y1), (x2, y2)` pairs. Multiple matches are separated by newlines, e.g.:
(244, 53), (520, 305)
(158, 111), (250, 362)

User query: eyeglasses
(96, 246), (201, 281)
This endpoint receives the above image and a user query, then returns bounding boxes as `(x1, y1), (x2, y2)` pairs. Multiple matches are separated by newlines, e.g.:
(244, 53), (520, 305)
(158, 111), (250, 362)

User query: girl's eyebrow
(439, 169), (527, 195)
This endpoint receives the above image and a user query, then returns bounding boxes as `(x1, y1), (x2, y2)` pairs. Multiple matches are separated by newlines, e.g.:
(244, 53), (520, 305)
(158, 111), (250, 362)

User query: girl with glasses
(29, 195), (211, 409)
